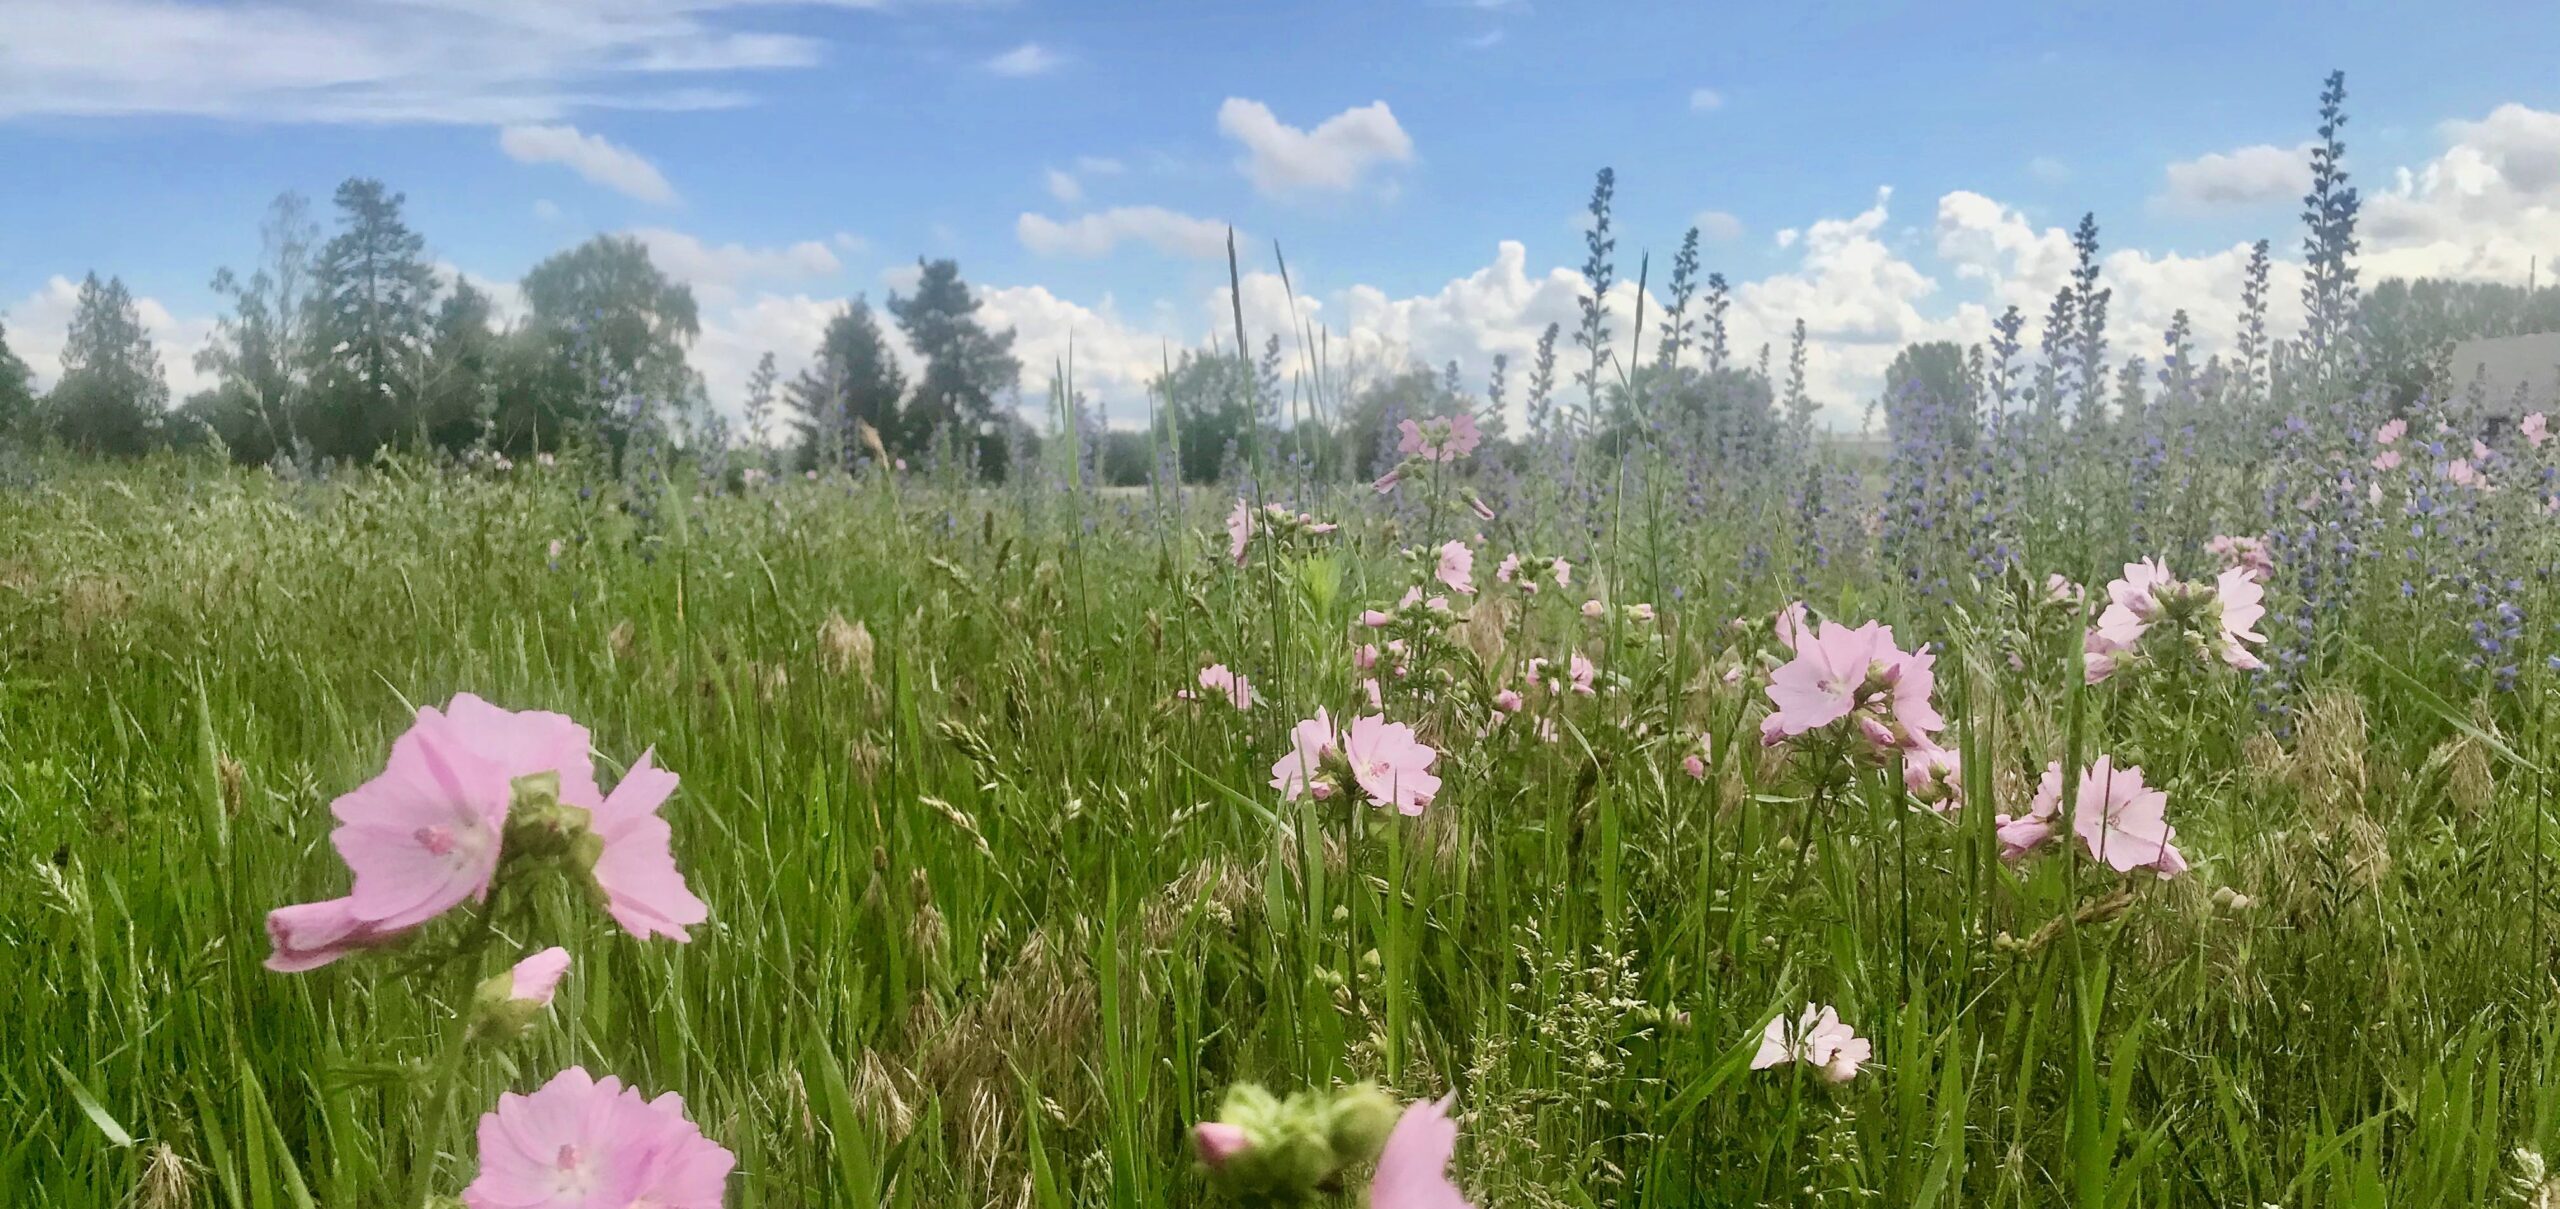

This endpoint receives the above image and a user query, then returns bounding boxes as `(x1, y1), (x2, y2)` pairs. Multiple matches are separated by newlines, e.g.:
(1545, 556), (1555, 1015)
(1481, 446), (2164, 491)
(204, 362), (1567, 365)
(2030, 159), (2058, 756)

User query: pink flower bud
(1192, 1122), (1251, 1167)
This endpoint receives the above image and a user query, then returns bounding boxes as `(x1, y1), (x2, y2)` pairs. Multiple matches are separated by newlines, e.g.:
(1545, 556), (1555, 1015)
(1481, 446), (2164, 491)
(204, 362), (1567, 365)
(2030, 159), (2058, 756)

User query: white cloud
(2027, 156), (2070, 185)
(1074, 155), (1125, 176)
(2157, 142), (2312, 211)
(1688, 87), (1724, 112)
(500, 124), (676, 204)
(532, 198), (563, 222)
(831, 231), (869, 254)
(1017, 207), (1231, 259)
(1693, 210), (1744, 242)
(1044, 168), (1083, 204)
(1216, 98), (1414, 196)
(0, 0), (839, 123)
(982, 42), (1063, 77)
(1461, 29), (1505, 49)
(625, 227), (842, 303)
(2361, 102), (2560, 282)
(5, 275), (215, 397)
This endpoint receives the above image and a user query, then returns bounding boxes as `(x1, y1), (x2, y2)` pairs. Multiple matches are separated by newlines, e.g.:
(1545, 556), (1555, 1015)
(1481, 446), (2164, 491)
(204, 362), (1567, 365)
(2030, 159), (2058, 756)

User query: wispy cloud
(500, 124), (678, 205)
(1689, 87), (1724, 113)
(982, 42), (1064, 77)
(1017, 206), (1231, 259)
(0, 0), (864, 123)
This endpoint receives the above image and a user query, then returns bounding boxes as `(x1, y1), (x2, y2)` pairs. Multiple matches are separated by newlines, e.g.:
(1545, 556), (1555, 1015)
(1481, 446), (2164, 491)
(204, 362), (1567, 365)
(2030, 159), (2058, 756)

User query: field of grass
(7, 409), (2560, 1207)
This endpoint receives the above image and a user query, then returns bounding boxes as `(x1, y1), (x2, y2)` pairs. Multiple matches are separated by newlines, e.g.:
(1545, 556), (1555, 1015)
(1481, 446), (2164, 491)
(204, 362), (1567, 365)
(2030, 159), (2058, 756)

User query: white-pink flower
(1752, 1003), (1871, 1084)
(1436, 540), (1476, 595)
(1343, 714), (1441, 814)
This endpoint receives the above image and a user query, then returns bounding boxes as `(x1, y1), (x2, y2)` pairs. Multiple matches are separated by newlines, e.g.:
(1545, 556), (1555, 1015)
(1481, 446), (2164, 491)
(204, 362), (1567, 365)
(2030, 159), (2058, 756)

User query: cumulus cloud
(1216, 98), (1414, 196)
(500, 124), (677, 204)
(2361, 102), (2560, 282)
(1693, 210), (1744, 242)
(2157, 142), (2312, 211)
(982, 42), (1063, 77)
(1044, 168), (1083, 204)
(625, 227), (842, 303)
(1017, 207), (1231, 260)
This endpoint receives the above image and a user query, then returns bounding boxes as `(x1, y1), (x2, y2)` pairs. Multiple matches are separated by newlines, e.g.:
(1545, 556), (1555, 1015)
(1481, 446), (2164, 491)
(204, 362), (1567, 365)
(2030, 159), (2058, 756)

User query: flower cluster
(2082, 559), (2266, 684)
(1494, 552), (1574, 594)
(1760, 616), (1945, 758)
(1751, 1003), (1871, 1084)
(1191, 1084), (1472, 1209)
(1996, 756), (2188, 878)
(1270, 710), (1443, 814)
(1180, 663), (1257, 711)
(1373, 411), (1484, 493)
(1227, 498), (1341, 566)
(266, 694), (708, 972)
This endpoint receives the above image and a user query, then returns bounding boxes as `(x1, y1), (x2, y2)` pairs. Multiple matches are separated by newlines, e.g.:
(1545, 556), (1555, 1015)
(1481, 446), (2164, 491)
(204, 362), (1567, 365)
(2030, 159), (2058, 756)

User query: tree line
(0, 179), (1031, 476)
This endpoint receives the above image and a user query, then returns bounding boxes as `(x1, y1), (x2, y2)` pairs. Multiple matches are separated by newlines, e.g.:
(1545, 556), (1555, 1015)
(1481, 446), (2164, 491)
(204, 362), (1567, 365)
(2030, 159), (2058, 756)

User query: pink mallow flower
(1492, 689), (1524, 713)
(2213, 566), (2267, 671)
(1763, 620), (1941, 752)
(1226, 499), (1253, 565)
(2205, 534), (2273, 581)
(505, 947), (572, 1007)
(1752, 1004), (1871, 1084)
(1567, 652), (1597, 697)
(1344, 714), (1442, 815)
(1370, 1094), (1474, 1209)
(1189, 664), (1256, 710)
(1903, 742), (1961, 810)
(1191, 1121), (1251, 1169)
(2001, 758), (2187, 878)
(461, 1067), (735, 1209)
(2526, 412), (2550, 448)
(584, 750), (711, 942)
(1436, 540), (1476, 595)
(2376, 418), (2406, 446)
(1397, 413), (1483, 463)
(1270, 709), (1340, 802)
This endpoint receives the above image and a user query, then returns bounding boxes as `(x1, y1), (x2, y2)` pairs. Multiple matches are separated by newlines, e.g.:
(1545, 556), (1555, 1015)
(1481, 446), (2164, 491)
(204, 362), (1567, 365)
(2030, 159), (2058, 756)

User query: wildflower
(1682, 753), (1709, 781)
(2213, 567), (2267, 670)
(1626, 603), (1655, 623)
(1343, 715), (1441, 814)
(1271, 709), (1340, 802)
(2525, 412), (2550, 448)
(1580, 599), (1605, 621)
(1361, 609), (1395, 628)
(1903, 741), (1960, 809)
(1373, 467), (1404, 495)
(1355, 643), (1382, 671)
(2376, 418), (2406, 446)
(1773, 601), (1812, 652)
(2002, 757), (2188, 878)
(1191, 1122), (1251, 1168)
(1492, 689), (1524, 713)
(1435, 541), (1476, 595)
(2447, 458), (2482, 488)
(460, 1067), (735, 1209)
(585, 751), (711, 941)
(264, 898), (400, 973)
(1765, 620), (1941, 751)
(1370, 1094), (1474, 1209)
(1186, 664), (1256, 710)
(1226, 499), (1254, 565)
(2043, 575), (2085, 608)
(472, 947), (571, 1039)
(2206, 534), (2273, 581)
(2373, 449), (2402, 472)
(1396, 413), (1483, 463)
(1494, 553), (1520, 585)
(1566, 651), (1596, 697)
(1752, 1004), (1871, 1084)
(1465, 492), (1496, 522)
(316, 711), (519, 944)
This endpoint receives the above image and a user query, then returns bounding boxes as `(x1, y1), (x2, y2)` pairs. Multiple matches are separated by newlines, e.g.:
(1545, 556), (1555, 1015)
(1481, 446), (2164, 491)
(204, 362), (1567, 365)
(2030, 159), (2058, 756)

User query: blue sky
(5, 0), (2559, 426)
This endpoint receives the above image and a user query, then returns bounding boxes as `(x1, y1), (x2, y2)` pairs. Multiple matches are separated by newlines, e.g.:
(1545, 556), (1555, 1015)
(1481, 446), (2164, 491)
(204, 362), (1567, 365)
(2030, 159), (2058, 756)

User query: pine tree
(789, 299), (906, 470)
(419, 280), (501, 451)
(305, 179), (437, 457)
(888, 259), (1022, 474)
(48, 273), (169, 456)
(742, 352), (780, 450)
(0, 317), (34, 437)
